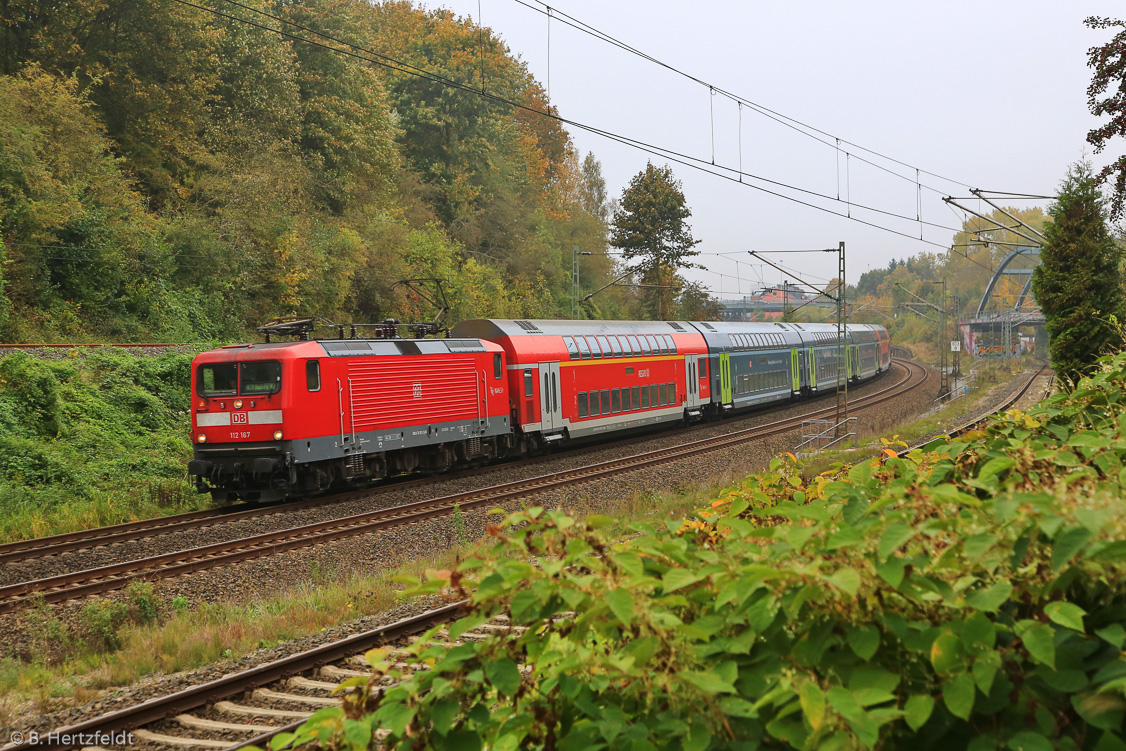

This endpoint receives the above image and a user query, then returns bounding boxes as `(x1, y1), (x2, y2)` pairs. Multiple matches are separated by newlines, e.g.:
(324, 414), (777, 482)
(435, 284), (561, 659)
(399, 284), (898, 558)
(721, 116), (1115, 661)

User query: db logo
(232, 412), (248, 424)
(412, 383), (422, 399)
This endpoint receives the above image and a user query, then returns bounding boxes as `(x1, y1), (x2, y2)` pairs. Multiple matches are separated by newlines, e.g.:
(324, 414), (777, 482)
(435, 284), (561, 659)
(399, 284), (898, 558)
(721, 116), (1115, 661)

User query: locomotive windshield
(239, 361), (282, 395)
(197, 361), (282, 397)
(198, 363), (237, 397)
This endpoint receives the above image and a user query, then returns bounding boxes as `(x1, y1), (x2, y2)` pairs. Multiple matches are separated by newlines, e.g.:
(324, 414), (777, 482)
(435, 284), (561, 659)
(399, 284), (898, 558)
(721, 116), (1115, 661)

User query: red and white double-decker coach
(450, 319), (710, 447)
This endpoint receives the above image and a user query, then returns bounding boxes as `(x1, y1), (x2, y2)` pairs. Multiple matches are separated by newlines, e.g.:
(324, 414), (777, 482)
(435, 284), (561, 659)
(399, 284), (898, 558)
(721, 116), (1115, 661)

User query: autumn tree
(1032, 161), (1125, 386)
(1086, 16), (1126, 223)
(610, 163), (700, 319)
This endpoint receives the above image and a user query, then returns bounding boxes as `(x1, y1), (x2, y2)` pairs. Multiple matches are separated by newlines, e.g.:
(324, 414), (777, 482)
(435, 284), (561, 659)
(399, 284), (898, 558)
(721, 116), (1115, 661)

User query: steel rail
(0, 362), (927, 615)
(0, 602), (466, 751)
(899, 361), (1049, 456)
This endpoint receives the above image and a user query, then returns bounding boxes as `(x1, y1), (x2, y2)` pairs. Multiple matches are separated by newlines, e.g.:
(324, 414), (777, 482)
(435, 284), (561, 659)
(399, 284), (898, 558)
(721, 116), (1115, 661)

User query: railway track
(1, 602), (474, 751)
(0, 360), (914, 567)
(0, 361), (928, 615)
(900, 360), (1050, 454)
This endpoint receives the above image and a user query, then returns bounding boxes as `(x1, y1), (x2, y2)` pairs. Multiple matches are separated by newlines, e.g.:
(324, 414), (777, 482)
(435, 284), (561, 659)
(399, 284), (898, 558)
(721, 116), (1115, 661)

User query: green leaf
(875, 557), (905, 588)
(931, 630), (966, 674)
(430, 699), (459, 736)
(1018, 622), (1057, 669)
(848, 626), (880, 661)
(663, 568), (702, 593)
(878, 523), (915, 561)
(485, 658), (522, 697)
(965, 580), (1013, 612)
(606, 587), (634, 627)
(1044, 601), (1087, 632)
(943, 672), (976, 720)
(1051, 527), (1093, 571)
(904, 694), (935, 731)
(682, 669), (737, 695)
(1072, 692), (1126, 731)
(977, 457), (1015, 480)
(962, 612), (997, 653)
(1097, 624), (1126, 648)
(799, 681), (827, 731)
(1007, 731), (1054, 751)
(973, 651), (1002, 694)
(826, 568), (861, 597)
(342, 718), (372, 750)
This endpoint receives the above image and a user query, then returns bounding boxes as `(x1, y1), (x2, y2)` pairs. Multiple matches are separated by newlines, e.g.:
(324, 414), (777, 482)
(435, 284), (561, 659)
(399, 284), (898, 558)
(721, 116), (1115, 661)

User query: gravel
(2, 360), (942, 735)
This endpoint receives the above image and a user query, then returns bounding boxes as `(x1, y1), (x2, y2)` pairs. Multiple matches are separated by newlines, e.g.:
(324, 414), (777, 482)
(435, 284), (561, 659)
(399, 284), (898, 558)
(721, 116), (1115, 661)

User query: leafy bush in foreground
(284, 354), (1126, 751)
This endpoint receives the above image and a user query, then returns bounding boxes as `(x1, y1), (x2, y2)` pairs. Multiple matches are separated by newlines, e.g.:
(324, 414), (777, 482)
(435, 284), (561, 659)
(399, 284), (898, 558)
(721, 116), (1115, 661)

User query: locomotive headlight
(273, 430), (284, 441)
(234, 399), (243, 409)
(197, 433), (207, 443)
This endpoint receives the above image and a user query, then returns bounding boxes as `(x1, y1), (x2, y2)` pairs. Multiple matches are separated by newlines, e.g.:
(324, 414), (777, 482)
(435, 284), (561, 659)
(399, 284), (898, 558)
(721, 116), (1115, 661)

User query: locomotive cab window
(306, 360), (321, 392)
(494, 354), (503, 379)
(240, 361), (282, 395)
(198, 363), (238, 397)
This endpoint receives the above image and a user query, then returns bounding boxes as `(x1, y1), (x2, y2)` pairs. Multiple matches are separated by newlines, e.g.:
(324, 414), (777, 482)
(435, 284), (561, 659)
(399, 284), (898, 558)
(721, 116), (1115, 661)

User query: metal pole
(571, 245), (579, 319)
(835, 242), (847, 437)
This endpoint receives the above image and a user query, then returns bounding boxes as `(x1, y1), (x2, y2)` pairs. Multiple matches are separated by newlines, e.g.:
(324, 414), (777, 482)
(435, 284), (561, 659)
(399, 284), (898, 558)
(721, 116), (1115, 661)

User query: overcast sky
(429, 0), (1122, 298)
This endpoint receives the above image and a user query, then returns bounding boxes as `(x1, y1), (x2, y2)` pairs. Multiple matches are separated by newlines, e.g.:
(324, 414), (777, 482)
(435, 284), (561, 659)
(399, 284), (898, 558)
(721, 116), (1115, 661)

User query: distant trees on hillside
(0, 0), (618, 341)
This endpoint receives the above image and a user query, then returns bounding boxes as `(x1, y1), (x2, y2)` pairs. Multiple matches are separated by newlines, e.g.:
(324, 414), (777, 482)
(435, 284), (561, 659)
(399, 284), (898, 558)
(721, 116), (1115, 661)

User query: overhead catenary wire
(181, 0), (966, 249)
(511, 0), (978, 196)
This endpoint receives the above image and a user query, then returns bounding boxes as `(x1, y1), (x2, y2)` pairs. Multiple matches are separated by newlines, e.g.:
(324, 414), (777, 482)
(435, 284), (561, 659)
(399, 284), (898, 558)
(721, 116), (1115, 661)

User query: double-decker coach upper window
(198, 363), (238, 397)
(306, 360), (321, 392)
(240, 361), (282, 395)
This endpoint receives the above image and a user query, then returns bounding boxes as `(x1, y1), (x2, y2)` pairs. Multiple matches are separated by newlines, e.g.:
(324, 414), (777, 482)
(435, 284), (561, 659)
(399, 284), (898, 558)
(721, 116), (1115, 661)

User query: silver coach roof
(450, 319), (702, 338)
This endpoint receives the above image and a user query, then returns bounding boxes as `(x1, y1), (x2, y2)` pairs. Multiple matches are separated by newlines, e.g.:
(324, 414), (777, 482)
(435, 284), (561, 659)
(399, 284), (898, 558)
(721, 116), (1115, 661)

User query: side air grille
(514, 320), (543, 333)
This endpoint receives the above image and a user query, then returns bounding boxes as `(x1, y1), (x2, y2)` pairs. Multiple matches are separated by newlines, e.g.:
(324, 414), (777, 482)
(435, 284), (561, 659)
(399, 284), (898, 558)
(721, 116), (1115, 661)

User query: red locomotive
(189, 335), (512, 503)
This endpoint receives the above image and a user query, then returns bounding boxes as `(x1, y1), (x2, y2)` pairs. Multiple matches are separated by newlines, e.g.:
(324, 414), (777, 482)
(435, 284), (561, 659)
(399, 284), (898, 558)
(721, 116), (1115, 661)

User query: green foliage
(292, 350), (1126, 750)
(610, 162), (700, 319)
(1033, 161), (1125, 387)
(81, 600), (130, 652)
(0, 349), (207, 542)
(1085, 16), (1126, 223)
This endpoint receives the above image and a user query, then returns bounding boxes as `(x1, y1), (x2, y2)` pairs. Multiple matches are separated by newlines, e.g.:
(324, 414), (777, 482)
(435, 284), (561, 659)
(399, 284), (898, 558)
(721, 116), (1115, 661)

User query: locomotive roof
(451, 319), (702, 338)
(198, 337), (494, 361)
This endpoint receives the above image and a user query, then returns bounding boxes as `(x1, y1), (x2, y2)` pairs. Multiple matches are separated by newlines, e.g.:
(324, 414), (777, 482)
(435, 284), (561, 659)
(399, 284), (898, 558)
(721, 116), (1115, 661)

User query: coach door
(808, 347), (817, 390)
(719, 352), (732, 405)
(539, 362), (562, 433)
(790, 349), (800, 393)
(684, 355), (702, 408)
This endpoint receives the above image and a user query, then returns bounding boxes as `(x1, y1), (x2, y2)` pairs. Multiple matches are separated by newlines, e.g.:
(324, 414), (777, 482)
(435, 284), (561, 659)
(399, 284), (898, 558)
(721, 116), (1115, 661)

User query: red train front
(189, 337), (513, 503)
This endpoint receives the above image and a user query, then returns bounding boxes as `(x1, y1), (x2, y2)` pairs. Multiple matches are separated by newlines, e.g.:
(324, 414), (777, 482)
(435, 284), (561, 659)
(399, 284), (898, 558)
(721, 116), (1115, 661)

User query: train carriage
(449, 319), (711, 444)
(189, 337), (512, 502)
(687, 321), (805, 413)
